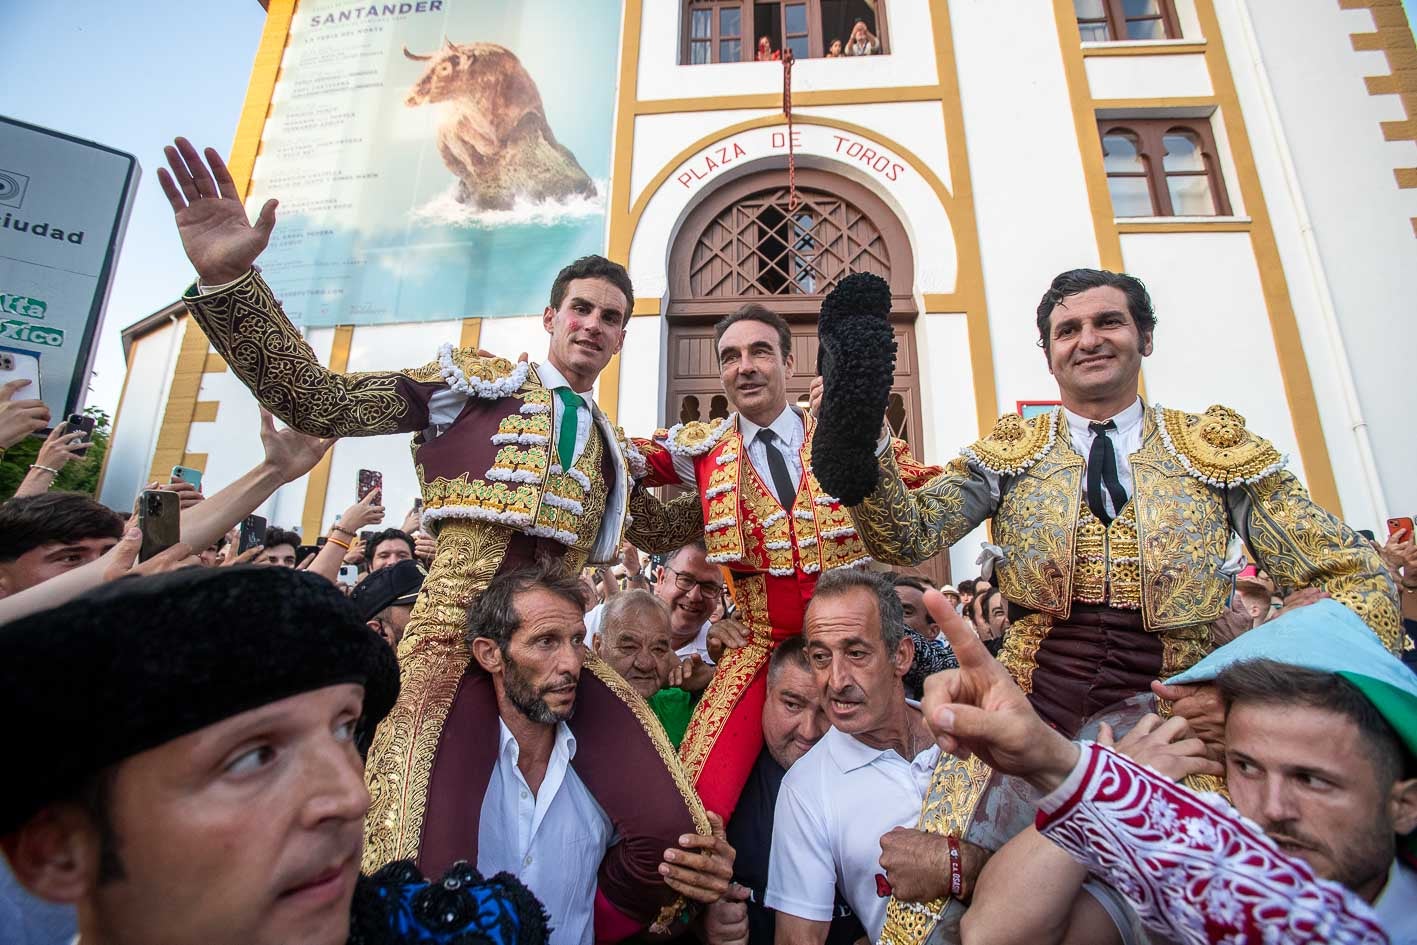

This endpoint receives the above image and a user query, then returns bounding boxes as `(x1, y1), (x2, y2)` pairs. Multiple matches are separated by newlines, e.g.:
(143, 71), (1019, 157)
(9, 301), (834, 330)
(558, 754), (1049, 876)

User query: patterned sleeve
(1234, 470), (1402, 653)
(1036, 743), (1389, 945)
(625, 487), (705, 555)
(182, 269), (445, 438)
(903, 627), (957, 695)
(847, 451), (996, 567)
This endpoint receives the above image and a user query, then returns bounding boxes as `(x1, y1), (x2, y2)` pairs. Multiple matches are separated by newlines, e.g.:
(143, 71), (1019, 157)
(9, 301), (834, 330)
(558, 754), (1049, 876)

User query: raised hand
(919, 589), (1080, 792)
(0, 379), (50, 449)
(1096, 714), (1223, 783)
(157, 137), (278, 285)
(259, 408), (336, 483)
(660, 811), (735, 904)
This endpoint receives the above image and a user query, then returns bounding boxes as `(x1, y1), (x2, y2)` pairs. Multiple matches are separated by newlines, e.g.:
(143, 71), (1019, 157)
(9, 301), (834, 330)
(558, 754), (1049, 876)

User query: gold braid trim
(679, 575), (773, 781)
(362, 519), (514, 872)
(626, 487), (707, 556)
(961, 410), (1058, 476)
(182, 270), (411, 437)
(879, 753), (993, 945)
(1156, 405), (1286, 487)
(583, 653), (711, 934)
(996, 612), (1052, 694)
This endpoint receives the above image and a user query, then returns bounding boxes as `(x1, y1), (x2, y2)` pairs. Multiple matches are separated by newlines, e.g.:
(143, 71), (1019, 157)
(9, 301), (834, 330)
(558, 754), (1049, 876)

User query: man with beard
(635, 301), (940, 822)
(457, 563), (737, 944)
(766, 570), (992, 945)
(157, 140), (705, 887)
(920, 598), (1410, 944)
(0, 566), (549, 945)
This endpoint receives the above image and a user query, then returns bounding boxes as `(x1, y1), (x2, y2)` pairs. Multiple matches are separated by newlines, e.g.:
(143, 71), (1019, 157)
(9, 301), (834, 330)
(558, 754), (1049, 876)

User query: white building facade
(104, 0), (1417, 579)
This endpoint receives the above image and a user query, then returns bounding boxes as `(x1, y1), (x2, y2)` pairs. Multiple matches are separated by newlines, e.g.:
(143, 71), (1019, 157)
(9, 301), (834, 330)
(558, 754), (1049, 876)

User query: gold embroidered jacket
(182, 269), (707, 871)
(850, 405), (1401, 651)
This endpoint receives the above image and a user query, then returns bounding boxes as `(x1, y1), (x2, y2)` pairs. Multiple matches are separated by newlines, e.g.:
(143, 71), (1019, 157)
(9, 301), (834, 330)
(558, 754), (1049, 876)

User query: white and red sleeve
(1035, 743), (1388, 945)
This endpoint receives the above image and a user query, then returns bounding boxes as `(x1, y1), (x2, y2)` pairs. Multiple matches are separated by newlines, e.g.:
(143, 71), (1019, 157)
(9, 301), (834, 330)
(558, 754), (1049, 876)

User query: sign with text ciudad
(0, 117), (138, 421)
(245, 0), (622, 328)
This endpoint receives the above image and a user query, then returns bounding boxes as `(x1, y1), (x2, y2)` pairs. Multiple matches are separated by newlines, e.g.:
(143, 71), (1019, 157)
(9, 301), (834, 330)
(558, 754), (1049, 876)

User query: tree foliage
(0, 408), (112, 500)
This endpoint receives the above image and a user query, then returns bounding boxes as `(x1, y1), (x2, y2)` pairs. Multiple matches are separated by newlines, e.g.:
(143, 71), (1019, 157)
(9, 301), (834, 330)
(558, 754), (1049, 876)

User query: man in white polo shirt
(766, 569), (990, 944)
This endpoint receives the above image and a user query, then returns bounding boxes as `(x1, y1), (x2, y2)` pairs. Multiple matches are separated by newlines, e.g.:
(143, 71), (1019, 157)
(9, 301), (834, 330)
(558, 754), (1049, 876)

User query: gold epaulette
(662, 414), (736, 457)
(417, 344), (529, 399)
(960, 410), (1058, 476)
(1156, 404), (1286, 487)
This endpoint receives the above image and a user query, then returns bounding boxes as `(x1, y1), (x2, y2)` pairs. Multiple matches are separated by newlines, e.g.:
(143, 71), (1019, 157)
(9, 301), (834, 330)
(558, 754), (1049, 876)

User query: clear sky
(0, 1), (267, 416)
(0, 1), (1413, 418)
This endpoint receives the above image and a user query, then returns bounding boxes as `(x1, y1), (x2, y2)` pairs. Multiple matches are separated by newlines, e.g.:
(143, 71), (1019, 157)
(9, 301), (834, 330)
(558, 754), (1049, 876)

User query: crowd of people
(0, 135), (1413, 945)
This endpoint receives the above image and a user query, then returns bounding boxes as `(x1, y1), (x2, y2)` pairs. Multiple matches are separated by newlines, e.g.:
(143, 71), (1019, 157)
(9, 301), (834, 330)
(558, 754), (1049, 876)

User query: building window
(1099, 119), (1232, 217)
(1075, 0), (1180, 42)
(682, 0), (886, 63)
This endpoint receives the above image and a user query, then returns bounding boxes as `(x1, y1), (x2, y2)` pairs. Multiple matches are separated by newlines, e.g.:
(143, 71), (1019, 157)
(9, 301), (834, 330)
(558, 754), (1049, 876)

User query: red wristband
(947, 835), (963, 899)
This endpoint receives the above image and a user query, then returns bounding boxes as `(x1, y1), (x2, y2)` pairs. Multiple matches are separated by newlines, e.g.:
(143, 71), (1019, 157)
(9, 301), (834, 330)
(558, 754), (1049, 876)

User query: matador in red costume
(636, 283), (939, 819)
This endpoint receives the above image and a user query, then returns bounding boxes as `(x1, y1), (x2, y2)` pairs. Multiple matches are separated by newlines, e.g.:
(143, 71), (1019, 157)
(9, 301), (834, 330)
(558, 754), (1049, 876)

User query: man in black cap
(0, 566), (548, 945)
(352, 558), (426, 651)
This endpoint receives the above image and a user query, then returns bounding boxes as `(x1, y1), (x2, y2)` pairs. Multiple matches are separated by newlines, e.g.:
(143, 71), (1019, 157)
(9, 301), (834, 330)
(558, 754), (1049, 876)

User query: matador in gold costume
(811, 267), (1400, 945)
(159, 140), (711, 937)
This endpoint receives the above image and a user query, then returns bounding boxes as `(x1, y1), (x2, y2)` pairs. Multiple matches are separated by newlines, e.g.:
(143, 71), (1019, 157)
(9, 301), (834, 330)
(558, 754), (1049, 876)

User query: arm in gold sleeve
(1236, 471), (1402, 652)
(625, 486), (706, 555)
(181, 269), (441, 438)
(847, 450), (996, 566)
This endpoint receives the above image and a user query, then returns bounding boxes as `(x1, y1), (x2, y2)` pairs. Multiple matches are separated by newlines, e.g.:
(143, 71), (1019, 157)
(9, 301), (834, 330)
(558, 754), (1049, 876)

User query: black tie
(757, 429), (798, 509)
(1086, 420), (1129, 526)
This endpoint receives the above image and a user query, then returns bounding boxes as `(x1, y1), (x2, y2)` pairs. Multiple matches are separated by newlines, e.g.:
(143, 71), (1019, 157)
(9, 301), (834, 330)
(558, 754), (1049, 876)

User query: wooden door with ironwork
(663, 167), (950, 585)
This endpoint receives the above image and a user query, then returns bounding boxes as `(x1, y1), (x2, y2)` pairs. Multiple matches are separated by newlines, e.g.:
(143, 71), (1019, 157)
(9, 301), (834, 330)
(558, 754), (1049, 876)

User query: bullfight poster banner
(244, 0), (620, 326)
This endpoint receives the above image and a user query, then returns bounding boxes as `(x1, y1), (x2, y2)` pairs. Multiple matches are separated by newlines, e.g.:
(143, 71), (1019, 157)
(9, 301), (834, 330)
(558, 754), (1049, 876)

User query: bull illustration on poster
(403, 40), (597, 211)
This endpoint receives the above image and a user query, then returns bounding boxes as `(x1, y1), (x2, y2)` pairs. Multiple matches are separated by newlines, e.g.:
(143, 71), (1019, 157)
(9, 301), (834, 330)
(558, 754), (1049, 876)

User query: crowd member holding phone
(1379, 519), (1417, 671)
(12, 421), (91, 497)
(308, 486), (386, 585)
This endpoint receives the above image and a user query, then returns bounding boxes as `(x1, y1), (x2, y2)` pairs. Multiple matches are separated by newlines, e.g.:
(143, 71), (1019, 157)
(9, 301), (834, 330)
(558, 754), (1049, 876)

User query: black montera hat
(0, 566), (399, 836)
(350, 559), (426, 622)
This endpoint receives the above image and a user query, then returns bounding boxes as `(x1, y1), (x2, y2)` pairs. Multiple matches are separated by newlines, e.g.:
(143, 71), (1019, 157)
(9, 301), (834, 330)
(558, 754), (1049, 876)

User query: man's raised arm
(160, 138), (448, 438)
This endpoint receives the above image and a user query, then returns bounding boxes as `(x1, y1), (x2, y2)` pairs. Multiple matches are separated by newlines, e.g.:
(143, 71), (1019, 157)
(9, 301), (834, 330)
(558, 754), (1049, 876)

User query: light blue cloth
(1167, 598), (1417, 761)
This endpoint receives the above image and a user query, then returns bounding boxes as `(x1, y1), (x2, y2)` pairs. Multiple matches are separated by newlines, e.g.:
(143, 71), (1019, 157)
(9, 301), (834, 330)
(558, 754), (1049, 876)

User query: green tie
(554, 386), (581, 470)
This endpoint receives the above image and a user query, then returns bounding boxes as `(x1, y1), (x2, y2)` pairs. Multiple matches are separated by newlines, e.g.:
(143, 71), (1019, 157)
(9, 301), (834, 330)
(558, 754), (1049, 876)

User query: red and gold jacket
(634, 409), (939, 817)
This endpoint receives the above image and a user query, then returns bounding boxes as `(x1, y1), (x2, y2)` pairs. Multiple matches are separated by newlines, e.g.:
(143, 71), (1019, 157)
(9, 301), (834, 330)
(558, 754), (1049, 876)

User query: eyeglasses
(665, 566), (724, 599)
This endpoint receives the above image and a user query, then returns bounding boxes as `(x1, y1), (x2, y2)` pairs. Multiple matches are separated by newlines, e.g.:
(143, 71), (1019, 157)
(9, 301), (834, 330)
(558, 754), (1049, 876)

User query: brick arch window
(1099, 118), (1233, 217)
(1075, 0), (1180, 42)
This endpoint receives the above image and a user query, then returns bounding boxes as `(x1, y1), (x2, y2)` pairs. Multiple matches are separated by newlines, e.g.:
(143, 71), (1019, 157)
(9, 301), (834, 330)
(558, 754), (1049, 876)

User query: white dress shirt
(537, 360), (594, 468)
(1375, 858), (1417, 942)
(765, 717), (941, 941)
(738, 406), (805, 502)
(478, 719), (615, 945)
(1062, 397), (1145, 519)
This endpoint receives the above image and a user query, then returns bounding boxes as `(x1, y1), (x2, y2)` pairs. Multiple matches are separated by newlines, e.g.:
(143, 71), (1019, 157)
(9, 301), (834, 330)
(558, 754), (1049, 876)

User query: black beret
(0, 566), (399, 836)
(351, 559), (426, 622)
(811, 272), (897, 506)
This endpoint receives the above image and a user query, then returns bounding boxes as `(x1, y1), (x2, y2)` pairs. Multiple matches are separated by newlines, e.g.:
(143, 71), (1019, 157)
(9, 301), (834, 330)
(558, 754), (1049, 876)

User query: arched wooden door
(664, 167), (949, 585)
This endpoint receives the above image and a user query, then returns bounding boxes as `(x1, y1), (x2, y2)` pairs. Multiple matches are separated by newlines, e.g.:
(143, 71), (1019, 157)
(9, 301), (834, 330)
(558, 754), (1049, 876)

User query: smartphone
(171, 464), (203, 490)
(316, 535), (328, 549)
(413, 497), (424, 512)
(65, 414), (97, 455)
(238, 514), (268, 555)
(0, 346), (41, 415)
(138, 490), (181, 562)
(357, 469), (383, 501)
(337, 564), (360, 586)
(296, 544), (320, 562)
(359, 529), (377, 548)
(1388, 517), (1415, 541)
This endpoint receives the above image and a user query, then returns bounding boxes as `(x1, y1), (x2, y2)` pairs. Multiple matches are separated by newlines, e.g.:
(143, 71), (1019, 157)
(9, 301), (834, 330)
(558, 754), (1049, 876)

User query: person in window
(825, 38), (844, 58)
(843, 19), (880, 56)
(755, 36), (780, 61)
